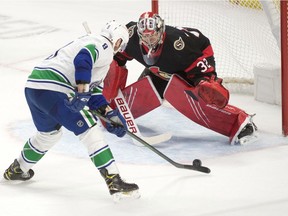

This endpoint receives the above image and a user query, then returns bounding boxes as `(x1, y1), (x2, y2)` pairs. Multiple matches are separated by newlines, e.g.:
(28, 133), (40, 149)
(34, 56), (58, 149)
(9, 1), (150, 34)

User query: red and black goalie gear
(164, 75), (250, 144)
(102, 60), (128, 103)
(119, 76), (162, 119)
(197, 75), (229, 109)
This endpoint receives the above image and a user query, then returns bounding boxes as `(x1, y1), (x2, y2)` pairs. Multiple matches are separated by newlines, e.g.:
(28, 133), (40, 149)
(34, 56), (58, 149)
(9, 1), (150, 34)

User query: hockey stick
(91, 110), (211, 173)
(82, 21), (91, 34)
(114, 89), (172, 146)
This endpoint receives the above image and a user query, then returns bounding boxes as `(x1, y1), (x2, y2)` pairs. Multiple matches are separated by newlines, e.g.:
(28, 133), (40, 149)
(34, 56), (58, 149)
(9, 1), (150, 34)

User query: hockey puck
(193, 159), (202, 167)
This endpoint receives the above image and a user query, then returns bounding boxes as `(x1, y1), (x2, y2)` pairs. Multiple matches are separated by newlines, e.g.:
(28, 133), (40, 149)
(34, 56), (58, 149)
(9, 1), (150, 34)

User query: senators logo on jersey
(149, 66), (172, 80)
(174, 37), (185, 50)
(128, 25), (136, 38)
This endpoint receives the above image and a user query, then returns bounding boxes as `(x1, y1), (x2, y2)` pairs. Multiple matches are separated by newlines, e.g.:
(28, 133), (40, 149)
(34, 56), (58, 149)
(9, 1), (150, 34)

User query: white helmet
(100, 20), (129, 53)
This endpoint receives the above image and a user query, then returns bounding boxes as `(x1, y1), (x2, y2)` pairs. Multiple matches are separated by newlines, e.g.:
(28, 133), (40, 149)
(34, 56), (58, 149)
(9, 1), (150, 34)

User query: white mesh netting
(157, 0), (280, 93)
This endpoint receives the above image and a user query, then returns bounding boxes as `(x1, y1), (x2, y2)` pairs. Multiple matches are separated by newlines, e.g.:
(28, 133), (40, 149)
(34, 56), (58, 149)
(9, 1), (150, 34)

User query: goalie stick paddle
(91, 110), (211, 174)
(114, 90), (172, 146)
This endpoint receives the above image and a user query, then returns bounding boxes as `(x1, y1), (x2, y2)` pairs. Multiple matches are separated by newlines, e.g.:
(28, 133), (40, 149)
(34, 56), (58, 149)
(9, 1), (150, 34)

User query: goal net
(152, 0), (288, 136)
(152, 0), (281, 94)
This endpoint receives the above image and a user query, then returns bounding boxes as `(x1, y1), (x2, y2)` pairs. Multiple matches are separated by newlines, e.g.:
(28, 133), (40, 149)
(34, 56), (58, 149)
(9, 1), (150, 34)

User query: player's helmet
(101, 20), (129, 53)
(137, 12), (165, 49)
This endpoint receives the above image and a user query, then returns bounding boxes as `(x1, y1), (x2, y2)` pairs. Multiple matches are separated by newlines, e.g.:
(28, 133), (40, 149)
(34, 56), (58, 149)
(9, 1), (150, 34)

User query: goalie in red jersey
(105, 11), (257, 145)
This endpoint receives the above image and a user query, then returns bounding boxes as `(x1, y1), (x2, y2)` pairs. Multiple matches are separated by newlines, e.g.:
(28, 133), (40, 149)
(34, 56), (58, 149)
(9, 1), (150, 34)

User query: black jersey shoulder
(164, 25), (211, 50)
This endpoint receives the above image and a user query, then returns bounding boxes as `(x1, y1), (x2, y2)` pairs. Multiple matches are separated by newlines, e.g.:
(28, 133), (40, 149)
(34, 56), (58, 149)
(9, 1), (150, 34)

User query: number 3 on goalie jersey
(197, 58), (211, 73)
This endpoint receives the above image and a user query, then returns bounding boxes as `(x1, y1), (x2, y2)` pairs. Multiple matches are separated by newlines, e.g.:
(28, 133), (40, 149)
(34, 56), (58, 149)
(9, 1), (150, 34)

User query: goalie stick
(114, 89), (172, 145)
(91, 110), (211, 174)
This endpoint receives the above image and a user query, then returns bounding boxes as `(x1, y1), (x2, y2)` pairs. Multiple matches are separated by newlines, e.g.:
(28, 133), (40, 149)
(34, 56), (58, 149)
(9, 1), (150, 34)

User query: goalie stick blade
(133, 132), (172, 146)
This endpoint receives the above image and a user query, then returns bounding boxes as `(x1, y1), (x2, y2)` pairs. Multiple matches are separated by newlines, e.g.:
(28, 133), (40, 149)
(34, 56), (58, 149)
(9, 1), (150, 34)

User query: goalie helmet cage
(151, 0), (288, 136)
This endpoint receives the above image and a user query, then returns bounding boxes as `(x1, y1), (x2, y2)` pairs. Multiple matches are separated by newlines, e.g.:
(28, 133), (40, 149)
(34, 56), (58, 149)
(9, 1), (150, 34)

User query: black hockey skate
(237, 121), (258, 145)
(100, 168), (140, 201)
(3, 159), (34, 181)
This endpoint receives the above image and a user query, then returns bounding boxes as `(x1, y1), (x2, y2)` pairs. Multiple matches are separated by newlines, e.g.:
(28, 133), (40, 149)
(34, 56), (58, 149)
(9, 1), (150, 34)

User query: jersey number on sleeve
(197, 58), (211, 73)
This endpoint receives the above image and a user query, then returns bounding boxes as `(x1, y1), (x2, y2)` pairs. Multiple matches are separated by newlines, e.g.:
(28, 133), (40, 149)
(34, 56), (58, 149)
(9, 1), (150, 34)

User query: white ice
(0, 1), (288, 216)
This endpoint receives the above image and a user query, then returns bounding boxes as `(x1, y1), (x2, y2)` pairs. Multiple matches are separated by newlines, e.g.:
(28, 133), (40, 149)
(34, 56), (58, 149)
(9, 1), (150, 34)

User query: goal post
(281, 0), (288, 136)
(151, 0), (288, 136)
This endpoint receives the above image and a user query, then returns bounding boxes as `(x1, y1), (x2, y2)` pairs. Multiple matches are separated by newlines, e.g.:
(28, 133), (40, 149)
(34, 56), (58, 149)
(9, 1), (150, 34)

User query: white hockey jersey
(26, 34), (114, 95)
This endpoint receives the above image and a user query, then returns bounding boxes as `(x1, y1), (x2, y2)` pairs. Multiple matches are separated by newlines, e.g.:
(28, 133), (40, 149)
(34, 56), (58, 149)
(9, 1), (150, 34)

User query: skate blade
(238, 133), (258, 145)
(112, 189), (141, 203)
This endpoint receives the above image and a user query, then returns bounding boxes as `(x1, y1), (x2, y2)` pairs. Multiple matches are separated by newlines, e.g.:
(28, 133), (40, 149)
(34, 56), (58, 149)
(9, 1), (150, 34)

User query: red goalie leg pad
(197, 76), (229, 109)
(112, 76), (162, 119)
(102, 60), (128, 103)
(164, 75), (249, 144)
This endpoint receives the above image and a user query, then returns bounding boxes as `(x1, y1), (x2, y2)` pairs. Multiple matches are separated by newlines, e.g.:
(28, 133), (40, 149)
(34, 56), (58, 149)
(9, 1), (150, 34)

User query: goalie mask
(101, 20), (129, 54)
(137, 12), (165, 65)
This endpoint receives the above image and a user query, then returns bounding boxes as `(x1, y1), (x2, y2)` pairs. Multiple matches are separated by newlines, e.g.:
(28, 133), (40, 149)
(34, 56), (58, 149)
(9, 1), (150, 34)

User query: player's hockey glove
(105, 109), (127, 137)
(64, 92), (91, 113)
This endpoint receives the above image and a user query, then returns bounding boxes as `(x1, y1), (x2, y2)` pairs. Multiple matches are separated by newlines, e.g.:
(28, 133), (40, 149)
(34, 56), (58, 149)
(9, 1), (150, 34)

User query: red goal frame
(151, 0), (288, 136)
(281, 1), (288, 136)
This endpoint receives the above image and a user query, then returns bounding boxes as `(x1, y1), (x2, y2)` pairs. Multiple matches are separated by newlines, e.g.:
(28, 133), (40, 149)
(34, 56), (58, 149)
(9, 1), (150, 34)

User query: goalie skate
(236, 118), (258, 145)
(238, 134), (258, 145)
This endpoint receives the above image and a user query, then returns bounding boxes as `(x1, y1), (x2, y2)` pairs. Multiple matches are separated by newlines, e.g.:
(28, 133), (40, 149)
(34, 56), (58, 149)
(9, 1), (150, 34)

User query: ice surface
(0, 1), (288, 216)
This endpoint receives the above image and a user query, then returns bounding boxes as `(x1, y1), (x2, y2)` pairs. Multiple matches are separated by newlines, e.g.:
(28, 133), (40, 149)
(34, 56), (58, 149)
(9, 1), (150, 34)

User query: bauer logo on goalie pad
(114, 97), (138, 133)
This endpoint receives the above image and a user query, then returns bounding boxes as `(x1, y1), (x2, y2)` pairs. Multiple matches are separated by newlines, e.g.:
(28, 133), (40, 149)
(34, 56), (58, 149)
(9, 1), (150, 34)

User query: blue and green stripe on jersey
(84, 44), (99, 63)
(28, 67), (74, 91)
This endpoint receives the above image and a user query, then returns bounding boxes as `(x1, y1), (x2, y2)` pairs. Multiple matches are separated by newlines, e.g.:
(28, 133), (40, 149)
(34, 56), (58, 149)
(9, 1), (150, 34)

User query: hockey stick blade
(91, 110), (211, 174)
(180, 164), (210, 173)
(129, 130), (210, 173)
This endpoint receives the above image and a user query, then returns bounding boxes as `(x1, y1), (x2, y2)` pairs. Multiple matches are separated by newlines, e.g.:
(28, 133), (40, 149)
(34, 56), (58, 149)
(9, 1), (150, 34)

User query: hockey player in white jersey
(3, 20), (140, 201)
